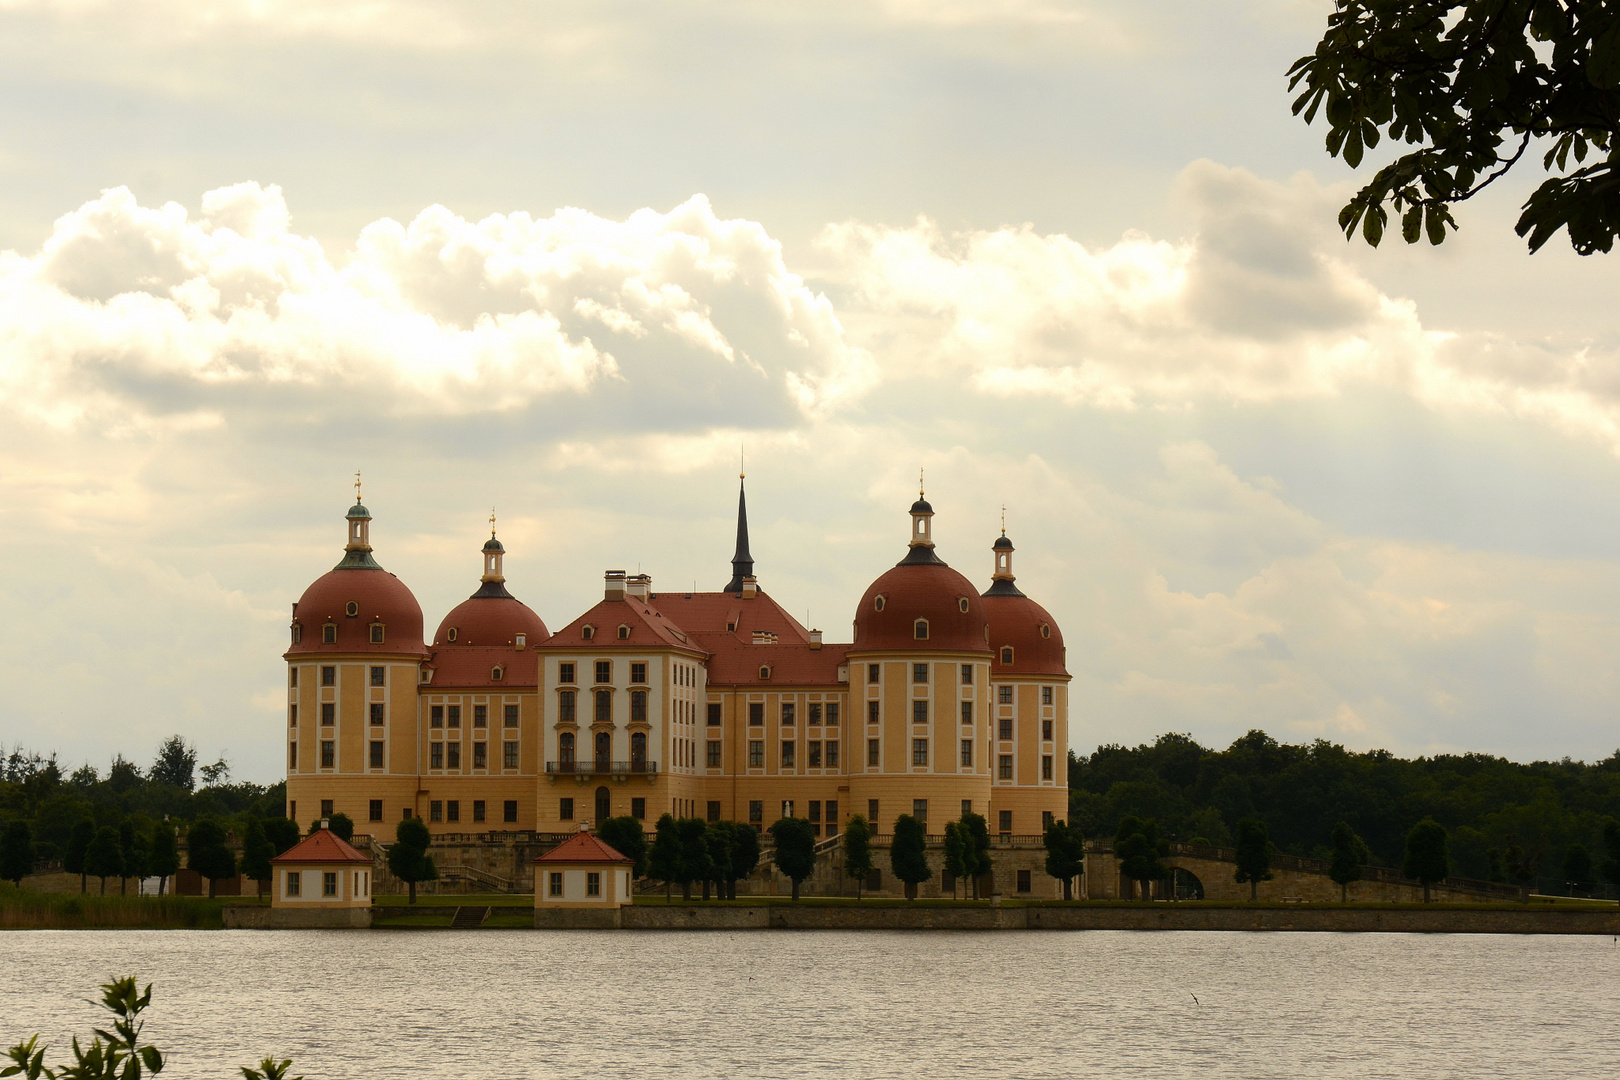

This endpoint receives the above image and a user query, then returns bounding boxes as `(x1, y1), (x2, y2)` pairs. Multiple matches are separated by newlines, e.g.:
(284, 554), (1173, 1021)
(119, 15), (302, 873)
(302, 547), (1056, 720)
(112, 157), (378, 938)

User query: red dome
(853, 562), (992, 653)
(434, 586), (549, 647)
(288, 568), (427, 656)
(984, 592), (1067, 677)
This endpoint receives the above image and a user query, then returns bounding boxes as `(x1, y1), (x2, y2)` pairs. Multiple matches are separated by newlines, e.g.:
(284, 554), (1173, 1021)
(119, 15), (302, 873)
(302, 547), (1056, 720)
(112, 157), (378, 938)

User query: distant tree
(598, 816), (649, 879)
(677, 817), (713, 901)
(768, 817), (817, 901)
(308, 813), (354, 842)
(702, 820), (734, 900)
(728, 820), (761, 897)
(186, 819), (237, 899)
(85, 826), (124, 895)
(1043, 819), (1086, 900)
(263, 817), (302, 857)
(117, 819), (147, 895)
(1328, 821), (1369, 902)
(1233, 819), (1275, 902)
(149, 736), (196, 791)
(386, 816), (436, 904)
(1563, 842), (1595, 893)
(942, 822), (966, 900)
(889, 814), (931, 899)
(69, 764), (99, 787)
(1, 820), (34, 886)
(1501, 837), (1540, 902)
(648, 814), (683, 901)
(240, 818), (275, 899)
(64, 819), (95, 894)
(960, 813), (993, 899)
(1115, 816), (1169, 900)
(199, 757), (230, 786)
(1403, 818), (1450, 903)
(147, 821), (179, 896)
(107, 755), (144, 794)
(843, 814), (874, 899)
(1601, 820), (1620, 885)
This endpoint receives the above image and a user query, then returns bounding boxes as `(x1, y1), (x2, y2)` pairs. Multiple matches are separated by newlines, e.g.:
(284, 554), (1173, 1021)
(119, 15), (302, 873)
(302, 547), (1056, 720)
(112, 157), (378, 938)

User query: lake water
(4, 929), (1618, 1078)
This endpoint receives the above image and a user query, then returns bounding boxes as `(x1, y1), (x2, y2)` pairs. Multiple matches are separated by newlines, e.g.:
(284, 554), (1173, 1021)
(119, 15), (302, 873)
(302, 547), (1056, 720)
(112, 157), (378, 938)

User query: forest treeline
(0, 736), (285, 869)
(1069, 730), (1620, 882)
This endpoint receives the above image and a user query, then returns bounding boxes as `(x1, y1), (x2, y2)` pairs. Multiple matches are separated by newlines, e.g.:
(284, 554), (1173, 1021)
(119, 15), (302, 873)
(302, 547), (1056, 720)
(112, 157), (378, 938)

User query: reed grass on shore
(0, 886), (226, 929)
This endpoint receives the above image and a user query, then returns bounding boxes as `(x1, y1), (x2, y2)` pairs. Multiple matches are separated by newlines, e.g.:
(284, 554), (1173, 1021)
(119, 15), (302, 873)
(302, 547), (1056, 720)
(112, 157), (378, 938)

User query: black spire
(723, 475), (754, 592)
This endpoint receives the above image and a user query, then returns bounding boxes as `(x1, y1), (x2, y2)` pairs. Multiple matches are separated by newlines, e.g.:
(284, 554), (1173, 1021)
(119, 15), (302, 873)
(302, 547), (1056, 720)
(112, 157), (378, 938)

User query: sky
(4, 0), (1620, 782)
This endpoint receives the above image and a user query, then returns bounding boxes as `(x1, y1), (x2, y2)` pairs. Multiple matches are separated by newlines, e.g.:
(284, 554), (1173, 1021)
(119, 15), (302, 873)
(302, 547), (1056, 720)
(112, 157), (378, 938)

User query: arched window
(290, 623), (302, 645)
(1001, 646), (1014, 665)
(370, 623), (385, 643)
(322, 624), (337, 644)
(491, 666), (503, 681)
(594, 690), (612, 723)
(559, 731), (575, 764)
(559, 690), (576, 723)
(630, 690), (647, 723)
(617, 624), (631, 640)
(631, 731), (647, 766)
(582, 624), (595, 640)
(914, 619), (929, 640)
(595, 785), (611, 823)
(345, 601), (359, 617)
(759, 665), (772, 680)
(874, 595), (886, 612)
(594, 731), (612, 768)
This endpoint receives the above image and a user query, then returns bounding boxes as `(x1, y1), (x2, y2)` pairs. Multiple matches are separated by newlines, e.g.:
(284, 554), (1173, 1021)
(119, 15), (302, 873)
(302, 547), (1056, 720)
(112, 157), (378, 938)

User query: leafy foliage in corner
(4, 976), (302, 1080)
(1289, 0), (1620, 254)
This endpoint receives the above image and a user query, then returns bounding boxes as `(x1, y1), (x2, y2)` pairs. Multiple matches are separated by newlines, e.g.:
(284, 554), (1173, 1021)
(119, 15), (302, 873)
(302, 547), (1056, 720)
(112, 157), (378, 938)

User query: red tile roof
(271, 828), (371, 864)
(423, 645), (538, 689)
(533, 831), (633, 864)
(544, 596), (705, 652)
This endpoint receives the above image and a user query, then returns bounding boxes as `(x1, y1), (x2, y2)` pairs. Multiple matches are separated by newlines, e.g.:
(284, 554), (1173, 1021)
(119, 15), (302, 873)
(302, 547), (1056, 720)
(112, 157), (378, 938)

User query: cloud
(0, 184), (872, 430)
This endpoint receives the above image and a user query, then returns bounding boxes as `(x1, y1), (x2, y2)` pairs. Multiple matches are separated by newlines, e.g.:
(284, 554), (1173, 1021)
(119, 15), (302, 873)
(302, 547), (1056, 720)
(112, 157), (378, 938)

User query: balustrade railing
(544, 760), (659, 775)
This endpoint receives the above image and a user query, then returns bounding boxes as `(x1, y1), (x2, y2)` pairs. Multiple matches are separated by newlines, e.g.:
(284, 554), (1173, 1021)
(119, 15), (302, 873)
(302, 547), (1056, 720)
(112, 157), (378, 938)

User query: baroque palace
(283, 478), (1069, 843)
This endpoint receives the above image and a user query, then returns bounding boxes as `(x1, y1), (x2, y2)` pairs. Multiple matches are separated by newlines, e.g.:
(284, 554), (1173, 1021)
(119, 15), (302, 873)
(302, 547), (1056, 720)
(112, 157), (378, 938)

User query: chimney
(626, 573), (652, 601)
(742, 575), (758, 599)
(604, 570), (627, 602)
(809, 629), (823, 650)
(514, 634), (527, 650)
(319, 817), (330, 831)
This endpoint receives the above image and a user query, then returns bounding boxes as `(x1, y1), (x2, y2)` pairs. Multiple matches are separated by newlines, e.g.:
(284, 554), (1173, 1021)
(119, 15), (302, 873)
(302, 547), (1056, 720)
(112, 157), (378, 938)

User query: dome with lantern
(851, 489), (992, 654)
(432, 523), (549, 649)
(980, 523), (1067, 677)
(286, 493), (427, 657)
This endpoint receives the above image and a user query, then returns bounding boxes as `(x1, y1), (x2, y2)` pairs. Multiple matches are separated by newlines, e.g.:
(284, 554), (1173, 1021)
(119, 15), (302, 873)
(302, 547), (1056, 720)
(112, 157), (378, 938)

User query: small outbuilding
(533, 830), (634, 928)
(269, 821), (373, 928)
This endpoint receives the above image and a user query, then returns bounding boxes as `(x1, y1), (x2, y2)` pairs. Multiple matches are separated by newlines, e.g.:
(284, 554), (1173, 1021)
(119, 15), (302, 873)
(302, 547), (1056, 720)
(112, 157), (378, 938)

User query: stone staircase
(450, 905), (490, 929)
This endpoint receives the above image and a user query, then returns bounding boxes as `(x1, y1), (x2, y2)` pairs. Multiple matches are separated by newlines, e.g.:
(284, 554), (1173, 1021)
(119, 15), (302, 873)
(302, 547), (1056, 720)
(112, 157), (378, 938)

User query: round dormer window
(345, 601), (359, 617)
(1040, 624), (1051, 639)
(958, 597), (969, 613)
(874, 595), (886, 612)
(447, 627), (457, 642)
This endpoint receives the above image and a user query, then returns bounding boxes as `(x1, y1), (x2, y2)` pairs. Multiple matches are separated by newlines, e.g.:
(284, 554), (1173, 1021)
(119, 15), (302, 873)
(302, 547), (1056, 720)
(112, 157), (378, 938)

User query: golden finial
(354, 470), (362, 503)
(1001, 505), (1006, 536)
(489, 506), (497, 536)
(740, 445), (746, 480)
(919, 467), (925, 499)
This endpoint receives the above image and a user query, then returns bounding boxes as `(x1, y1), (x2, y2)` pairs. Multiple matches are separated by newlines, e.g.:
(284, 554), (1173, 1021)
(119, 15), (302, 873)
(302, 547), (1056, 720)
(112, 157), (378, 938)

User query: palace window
(868, 663), (880, 684)
(913, 663), (928, 684)
(447, 744), (461, 769)
(321, 703), (334, 726)
(825, 801), (839, 836)
(321, 666), (335, 686)
(1000, 718), (1013, 741)
(826, 741), (839, 768)
(999, 686), (1014, 705)
(320, 799), (333, 817)
(291, 624), (303, 645)
(874, 595), (886, 612)
(559, 662), (576, 683)
(782, 703), (795, 725)
(505, 704), (519, 727)
(289, 704), (297, 727)
(781, 741), (796, 768)
(1001, 647), (1014, 665)
(827, 703), (839, 725)
(749, 703), (764, 726)
(630, 662), (646, 683)
(960, 664), (973, 684)
(808, 703), (822, 725)
(370, 623), (385, 644)
(369, 799), (382, 822)
(559, 691), (576, 724)
(370, 666), (385, 686)
(504, 741), (518, 768)
(473, 800), (486, 823)
(961, 739), (973, 766)
(447, 628), (457, 642)
(594, 690), (612, 723)
(630, 691), (647, 723)
(749, 801), (763, 825)
(914, 620), (929, 640)
(323, 872), (338, 897)
(474, 705), (487, 727)
(913, 701), (928, 724)
(708, 703), (722, 726)
(369, 741), (383, 768)
(322, 624), (336, 643)
(430, 744), (444, 769)
(582, 625), (595, 640)
(595, 660), (611, 683)
(1040, 624), (1051, 639)
(288, 743), (297, 769)
(999, 755), (1013, 780)
(748, 741), (764, 768)
(429, 801), (443, 823)
(867, 701), (879, 725)
(290, 668), (299, 688)
(559, 732), (575, 763)
(1042, 754), (1053, 780)
(473, 742), (487, 768)
(707, 801), (721, 823)
(912, 799), (927, 825)
(549, 872), (564, 897)
(1000, 810), (1014, 833)
(808, 741), (821, 768)
(868, 799), (879, 826)
(912, 739), (928, 766)
(631, 797), (645, 819)
(286, 872), (300, 897)
(370, 703), (384, 725)
(491, 667), (503, 681)
(961, 702), (973, 725)
(1043, 686), (1053, 705)
(560, 797), (574, 820)
(759, 665), (771, 680)
(447, 800), (460, 823)
(345, 601), (358, 617)
(320, 741), (334, 768)
(868, 739), (880, 766)
(505, 800), (518, 823)
(431, 705), (443, 728)
(1017, 870), (1032, 893)
(448, 705), (461, 728)
(706, 741), (721, 767)
(1043, 719), (1053, 741)
(587, 872), (601, 897)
